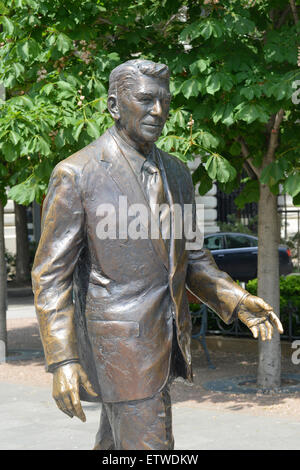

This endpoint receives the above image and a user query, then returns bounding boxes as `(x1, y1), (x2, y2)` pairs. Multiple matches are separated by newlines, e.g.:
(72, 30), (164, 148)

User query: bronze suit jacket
(32, 125), (246, 403)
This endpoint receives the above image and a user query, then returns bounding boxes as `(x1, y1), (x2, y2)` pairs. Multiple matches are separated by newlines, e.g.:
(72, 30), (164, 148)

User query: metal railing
(193, 303), (300, 342)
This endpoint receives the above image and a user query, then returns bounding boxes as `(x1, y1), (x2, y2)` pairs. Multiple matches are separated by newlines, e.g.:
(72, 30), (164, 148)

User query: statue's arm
(186, 247), (247, 325)
(32, 162), (84, 371)
(185, 192), (283, 338)
(32, 163), (98, 420)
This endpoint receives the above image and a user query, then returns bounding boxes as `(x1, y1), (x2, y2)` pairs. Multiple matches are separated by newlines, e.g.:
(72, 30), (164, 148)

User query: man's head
(107, 60), (171, 150)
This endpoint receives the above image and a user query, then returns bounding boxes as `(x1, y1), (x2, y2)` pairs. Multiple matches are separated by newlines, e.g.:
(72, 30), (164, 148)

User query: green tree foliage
(0, 0), (299, 206)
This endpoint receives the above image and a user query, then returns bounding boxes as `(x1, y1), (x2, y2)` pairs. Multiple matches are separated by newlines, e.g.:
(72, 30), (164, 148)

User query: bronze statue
(32, 59), (283, 450)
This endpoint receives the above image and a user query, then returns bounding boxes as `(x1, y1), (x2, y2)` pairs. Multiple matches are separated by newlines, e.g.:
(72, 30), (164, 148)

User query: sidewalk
(1, 294), (300, 450)
(7, 292), (36, 319)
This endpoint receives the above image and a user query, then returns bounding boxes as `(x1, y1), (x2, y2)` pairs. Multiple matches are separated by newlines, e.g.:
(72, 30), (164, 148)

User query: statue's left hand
(237, 294), (283, 341)
(52, 363), (98, 422)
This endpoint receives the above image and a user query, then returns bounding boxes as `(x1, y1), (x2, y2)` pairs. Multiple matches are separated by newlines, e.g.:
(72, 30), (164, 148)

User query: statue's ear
(107, 95), (120, 121)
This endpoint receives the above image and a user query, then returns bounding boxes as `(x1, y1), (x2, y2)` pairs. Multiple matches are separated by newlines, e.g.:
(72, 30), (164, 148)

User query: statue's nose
(150, 99), (162, 116)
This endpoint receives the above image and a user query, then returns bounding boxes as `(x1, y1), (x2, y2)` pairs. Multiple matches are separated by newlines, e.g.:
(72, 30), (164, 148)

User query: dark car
(203, 232), (293, 282)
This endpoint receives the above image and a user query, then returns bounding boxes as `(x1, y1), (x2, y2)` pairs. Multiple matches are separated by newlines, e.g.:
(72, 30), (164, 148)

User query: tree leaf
(235, 103), (269, 123)
(181, 79), (200, 99)
(205, 74), (221, 95)
(34, 159), (52, 180)
(1, 142), (18, 161)
(86, 120), (101, 139)
(198, 131), (219, 149)
(9, 130), (20, 145)
(199, 22), (213, 40)
(283, 173), (300, 197)
(41, 83), (54, 96)
(17, 40), (30, 60)
(8, 179), (36, 205)
(240, 87), (255, 100)
(37, 136), (51, 155)
(205, 154), (237, 183)
(212, 103), (226, 124)
(73, 121), (85, 141)
(12, 63), (25, 78)
(0, 16), (14, 35)
(56, 33), (73, 54)
(189, 59), (209, 74)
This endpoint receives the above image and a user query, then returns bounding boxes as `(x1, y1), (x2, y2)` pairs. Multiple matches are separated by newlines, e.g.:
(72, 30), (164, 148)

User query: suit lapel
(96, 127), (169, 271)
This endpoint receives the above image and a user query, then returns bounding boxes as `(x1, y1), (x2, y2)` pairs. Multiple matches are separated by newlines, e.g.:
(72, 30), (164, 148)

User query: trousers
(93, 385), (174, 450)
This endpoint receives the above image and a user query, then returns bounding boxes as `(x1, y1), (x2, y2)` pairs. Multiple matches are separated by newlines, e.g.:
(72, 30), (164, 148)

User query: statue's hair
(108, 59), (170, 97)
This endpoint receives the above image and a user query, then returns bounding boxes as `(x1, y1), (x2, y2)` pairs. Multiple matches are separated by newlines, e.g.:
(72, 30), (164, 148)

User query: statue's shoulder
(158, 148), (191, 179)
(54, 128), (113, 176)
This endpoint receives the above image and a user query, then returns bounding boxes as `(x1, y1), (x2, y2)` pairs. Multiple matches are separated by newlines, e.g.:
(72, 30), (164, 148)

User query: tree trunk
(14, 202), (30, 285)
(0, 201), (7, 362)
(257, 184), (281, 389)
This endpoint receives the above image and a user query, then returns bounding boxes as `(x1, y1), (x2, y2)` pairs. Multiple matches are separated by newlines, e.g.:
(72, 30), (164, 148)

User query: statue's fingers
(259, 323), (267, 341)
(264, 320), (273, 341)
(250, 325), (259, 339)
(64, 393), (78, 418)
(269, 312), (284, 334)
(69, 390), (86, 422)
(79, 371), (98, 397)
(81, 379), (98, 397)
(55, 397), (74, 418)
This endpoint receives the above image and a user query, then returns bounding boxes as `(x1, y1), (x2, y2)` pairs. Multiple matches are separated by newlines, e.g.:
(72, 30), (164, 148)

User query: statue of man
(32, 59), (283, 450)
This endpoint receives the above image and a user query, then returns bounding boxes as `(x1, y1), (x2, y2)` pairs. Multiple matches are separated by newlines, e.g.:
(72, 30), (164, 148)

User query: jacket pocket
(87, 320), (139, 338)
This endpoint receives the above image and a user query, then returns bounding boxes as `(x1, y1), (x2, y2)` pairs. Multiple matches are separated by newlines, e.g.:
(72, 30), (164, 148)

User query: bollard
(0, 340), (6, 363)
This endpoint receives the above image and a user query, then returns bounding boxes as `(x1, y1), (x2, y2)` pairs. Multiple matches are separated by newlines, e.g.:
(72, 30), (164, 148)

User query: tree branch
(236, 136), (261, 178)
(289, 0), (299, 25)
(265, 109), (285, 164)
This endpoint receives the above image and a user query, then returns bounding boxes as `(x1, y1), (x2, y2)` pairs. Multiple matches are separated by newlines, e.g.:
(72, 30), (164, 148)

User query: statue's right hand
(52, 363), (98, 422)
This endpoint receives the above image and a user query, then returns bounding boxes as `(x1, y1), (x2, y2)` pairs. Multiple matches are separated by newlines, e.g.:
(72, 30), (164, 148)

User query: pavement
(2, 381), (300, 450)
(1, 294), (300, 450)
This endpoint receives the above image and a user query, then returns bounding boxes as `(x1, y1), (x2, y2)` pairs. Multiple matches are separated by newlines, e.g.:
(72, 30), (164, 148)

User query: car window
(226, 234), (255, 249)
(203, 235), (224, 250)
(250, 238), (258, 247)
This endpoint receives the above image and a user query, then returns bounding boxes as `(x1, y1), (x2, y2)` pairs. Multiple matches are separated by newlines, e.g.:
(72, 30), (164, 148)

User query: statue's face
(117, 74), (171, 147)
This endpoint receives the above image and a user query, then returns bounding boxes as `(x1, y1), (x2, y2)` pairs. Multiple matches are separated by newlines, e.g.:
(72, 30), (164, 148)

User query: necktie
(141, 150), (170, 243)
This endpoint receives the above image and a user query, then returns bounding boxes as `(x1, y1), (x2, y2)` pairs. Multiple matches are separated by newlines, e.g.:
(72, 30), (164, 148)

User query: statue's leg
(93, 404), (115, 450)
(103, 385), (174, 450)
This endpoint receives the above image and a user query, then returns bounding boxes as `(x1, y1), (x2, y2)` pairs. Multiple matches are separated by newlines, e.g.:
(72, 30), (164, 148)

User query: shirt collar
(110, 125), (157, 174)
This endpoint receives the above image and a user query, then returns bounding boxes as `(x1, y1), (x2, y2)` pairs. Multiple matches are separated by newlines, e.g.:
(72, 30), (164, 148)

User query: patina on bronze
(32, 59), (283, 450)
